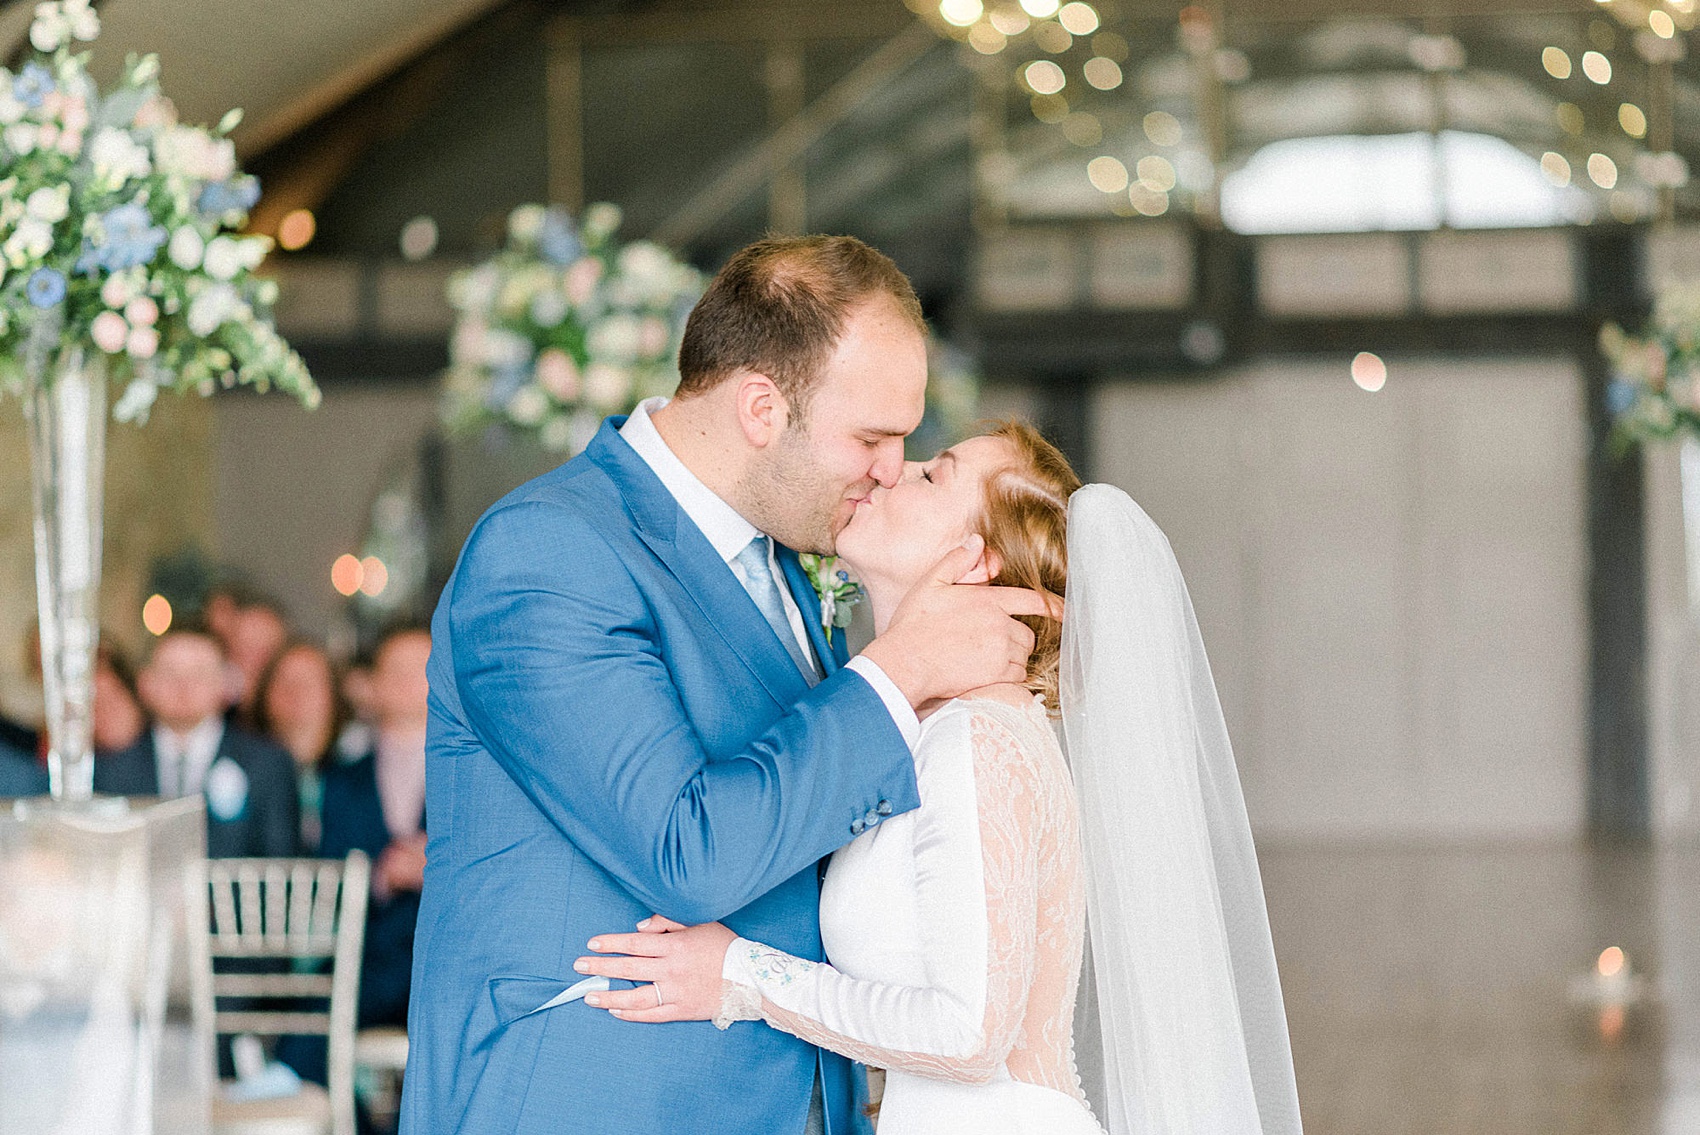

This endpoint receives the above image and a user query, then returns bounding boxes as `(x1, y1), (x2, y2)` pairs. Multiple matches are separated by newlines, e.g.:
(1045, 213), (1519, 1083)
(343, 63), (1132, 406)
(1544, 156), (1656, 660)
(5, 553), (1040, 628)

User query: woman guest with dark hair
(253, 640), (351, 852)
(320, 625), (431, 1030)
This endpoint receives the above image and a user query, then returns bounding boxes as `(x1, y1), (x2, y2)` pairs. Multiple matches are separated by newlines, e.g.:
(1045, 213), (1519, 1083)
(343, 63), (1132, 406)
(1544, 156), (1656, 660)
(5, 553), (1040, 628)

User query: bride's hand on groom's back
(861, 535), (1062, 708)
(574, 914), (733, 1023)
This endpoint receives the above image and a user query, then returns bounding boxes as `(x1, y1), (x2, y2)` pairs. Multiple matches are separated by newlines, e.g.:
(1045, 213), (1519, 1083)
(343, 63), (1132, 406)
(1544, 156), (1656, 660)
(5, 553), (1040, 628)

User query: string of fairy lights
(909, 0), (1698, 226)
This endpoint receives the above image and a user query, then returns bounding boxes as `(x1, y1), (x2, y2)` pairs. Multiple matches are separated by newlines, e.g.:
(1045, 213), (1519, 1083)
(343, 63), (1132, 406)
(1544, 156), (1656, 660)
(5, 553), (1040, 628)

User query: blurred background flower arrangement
(1603, 284), (1700, 446)
(440, 202), (703, 453)
(0, 0), (315, 420)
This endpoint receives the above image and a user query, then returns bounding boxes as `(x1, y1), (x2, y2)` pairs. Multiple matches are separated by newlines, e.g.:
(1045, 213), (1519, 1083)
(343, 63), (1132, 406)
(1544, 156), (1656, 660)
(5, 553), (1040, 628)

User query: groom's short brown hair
(675, 235), (925, 416)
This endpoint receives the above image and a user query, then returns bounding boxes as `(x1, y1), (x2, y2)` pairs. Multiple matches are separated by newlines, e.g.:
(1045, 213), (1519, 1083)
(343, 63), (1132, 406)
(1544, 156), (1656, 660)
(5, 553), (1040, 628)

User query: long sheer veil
(1060, 484), (1303, 1135)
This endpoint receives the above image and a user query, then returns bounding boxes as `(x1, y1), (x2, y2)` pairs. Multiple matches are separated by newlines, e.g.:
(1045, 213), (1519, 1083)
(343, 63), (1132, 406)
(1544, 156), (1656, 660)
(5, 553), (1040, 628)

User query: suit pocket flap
(488, 973), (612, 1027)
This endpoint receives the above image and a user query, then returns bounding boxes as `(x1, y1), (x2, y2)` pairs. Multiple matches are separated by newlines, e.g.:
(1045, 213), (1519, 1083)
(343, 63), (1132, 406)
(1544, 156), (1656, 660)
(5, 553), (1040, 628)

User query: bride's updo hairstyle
(975, 420), (1082, 710)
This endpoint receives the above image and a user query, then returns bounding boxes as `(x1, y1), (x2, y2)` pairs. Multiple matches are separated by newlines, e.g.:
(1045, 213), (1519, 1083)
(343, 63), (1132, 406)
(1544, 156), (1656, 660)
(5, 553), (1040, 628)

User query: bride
(573, 421), (1304, 1135)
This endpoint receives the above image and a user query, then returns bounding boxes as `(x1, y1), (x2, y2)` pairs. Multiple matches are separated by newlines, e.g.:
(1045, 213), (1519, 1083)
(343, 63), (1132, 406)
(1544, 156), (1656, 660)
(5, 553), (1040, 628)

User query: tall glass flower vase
(24, 344), (107, 805)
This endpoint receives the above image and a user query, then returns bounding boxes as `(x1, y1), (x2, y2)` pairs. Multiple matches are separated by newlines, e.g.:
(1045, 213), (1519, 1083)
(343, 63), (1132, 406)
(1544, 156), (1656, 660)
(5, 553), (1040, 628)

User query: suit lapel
(776, 546), (842, 676)
(587, 422), (812, 708)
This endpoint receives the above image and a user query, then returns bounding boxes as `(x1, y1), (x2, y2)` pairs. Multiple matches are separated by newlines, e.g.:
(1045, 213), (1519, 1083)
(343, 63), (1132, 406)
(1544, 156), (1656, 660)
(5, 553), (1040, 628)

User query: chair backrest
(186, 853), (369, 1135)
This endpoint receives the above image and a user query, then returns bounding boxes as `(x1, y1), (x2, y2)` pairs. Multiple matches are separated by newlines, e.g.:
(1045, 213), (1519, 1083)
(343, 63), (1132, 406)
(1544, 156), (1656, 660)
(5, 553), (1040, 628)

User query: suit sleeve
(445, 500), (921, 925)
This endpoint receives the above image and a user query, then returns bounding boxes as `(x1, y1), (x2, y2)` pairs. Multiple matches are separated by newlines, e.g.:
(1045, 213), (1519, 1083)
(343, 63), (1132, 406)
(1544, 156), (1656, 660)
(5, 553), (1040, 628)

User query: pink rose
(536, 347), (581, 402)
(91, 311), (129, 354)
(125, 296), (159, 327)
(126, 325), (159, 360)
(564, 257), (603, 304)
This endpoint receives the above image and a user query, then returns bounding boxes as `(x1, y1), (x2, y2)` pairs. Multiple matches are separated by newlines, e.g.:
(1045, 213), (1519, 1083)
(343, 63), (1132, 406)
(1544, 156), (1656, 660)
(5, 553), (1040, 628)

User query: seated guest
(253, 640), (350, 852)
(227, 598), (290, 722)
(281, 626), (429, 1093)
(319, 625), (430, 1029)
(0, 740), (46, 796)
(93, 639), (146, 755)
(96, 627), (299, 858)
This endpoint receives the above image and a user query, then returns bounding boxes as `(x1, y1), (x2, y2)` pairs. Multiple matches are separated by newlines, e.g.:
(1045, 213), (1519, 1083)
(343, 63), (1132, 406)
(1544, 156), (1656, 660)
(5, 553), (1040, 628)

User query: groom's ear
(735, 371), (791, 447)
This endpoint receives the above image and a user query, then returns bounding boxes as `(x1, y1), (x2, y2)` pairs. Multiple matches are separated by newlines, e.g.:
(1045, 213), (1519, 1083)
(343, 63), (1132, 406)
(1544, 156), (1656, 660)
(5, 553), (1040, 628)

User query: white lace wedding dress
(718, 694), (1104, 1134)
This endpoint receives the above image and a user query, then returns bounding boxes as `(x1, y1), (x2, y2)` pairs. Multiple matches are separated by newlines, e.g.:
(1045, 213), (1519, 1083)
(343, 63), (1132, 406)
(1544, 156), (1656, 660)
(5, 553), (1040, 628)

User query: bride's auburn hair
(974, 420), (1081, 712)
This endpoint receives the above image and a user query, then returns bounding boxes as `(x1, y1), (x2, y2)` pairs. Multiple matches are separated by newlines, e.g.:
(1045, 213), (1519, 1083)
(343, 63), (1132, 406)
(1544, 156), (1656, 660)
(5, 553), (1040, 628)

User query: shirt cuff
(845, 656), (920, 751)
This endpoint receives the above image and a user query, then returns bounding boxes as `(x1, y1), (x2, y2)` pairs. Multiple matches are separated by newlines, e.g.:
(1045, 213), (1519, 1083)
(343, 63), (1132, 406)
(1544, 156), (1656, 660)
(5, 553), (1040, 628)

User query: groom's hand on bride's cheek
(862, 535), (1063, 707)
(573, 919), (737, 1023)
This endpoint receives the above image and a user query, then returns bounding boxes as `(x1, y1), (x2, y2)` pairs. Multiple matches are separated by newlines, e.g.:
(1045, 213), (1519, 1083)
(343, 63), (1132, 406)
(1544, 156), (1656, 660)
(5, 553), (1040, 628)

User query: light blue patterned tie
(735, 536), (818, 684)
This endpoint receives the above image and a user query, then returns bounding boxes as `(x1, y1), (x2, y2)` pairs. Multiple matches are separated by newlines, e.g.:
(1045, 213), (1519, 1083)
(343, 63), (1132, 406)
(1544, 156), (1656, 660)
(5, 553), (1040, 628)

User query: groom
(401, 235), (1048, 1135)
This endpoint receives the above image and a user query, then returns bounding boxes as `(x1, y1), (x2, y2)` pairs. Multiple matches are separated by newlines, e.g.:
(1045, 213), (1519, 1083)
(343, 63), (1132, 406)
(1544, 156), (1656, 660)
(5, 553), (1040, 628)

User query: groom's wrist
(844, 656), (920, 750)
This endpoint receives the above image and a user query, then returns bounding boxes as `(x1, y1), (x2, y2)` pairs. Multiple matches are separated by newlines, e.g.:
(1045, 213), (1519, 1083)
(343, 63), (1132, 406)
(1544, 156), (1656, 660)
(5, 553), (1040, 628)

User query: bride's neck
(848, 564), (909, 638)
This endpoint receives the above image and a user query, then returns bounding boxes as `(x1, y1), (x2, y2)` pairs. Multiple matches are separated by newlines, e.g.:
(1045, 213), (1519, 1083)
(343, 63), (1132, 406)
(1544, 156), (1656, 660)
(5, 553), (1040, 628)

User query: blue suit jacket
(319, 750), (423, 1026)
(400, 420), (921, 1135)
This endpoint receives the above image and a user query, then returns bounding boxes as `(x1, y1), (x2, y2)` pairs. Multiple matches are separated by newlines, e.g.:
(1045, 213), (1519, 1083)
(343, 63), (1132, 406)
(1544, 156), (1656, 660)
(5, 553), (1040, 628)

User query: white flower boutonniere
(798, 554), (863, 646)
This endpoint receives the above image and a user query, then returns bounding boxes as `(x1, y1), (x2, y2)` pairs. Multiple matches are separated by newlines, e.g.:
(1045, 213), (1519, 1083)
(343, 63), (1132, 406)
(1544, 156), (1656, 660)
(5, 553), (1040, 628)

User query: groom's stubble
(735, 416), (863, 556)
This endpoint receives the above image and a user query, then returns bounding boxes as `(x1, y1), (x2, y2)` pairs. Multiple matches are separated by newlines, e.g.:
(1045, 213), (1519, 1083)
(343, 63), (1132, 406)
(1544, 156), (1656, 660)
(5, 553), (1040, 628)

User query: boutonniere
(798, 554), (863, 645)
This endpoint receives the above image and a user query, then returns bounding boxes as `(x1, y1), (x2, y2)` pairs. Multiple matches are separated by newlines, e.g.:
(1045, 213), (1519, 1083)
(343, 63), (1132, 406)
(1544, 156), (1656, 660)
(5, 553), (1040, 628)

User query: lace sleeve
(716, 707), (1043, 1085)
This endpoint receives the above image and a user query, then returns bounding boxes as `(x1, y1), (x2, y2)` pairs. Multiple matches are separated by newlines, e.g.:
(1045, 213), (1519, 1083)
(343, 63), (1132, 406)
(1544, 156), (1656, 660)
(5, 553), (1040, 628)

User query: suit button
(850, 818), (865, 836)
(876, 800), (892, 816)
(863, 808), (881, 828)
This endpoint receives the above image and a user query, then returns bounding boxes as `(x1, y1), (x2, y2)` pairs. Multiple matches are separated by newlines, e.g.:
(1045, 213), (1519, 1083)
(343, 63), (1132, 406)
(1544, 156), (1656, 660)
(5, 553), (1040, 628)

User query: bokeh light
(938, 0), (983, 27)
(1088, 155), (1129, 192)
(1650, 10), (1676, 37)
(1057, 1), (1100, 34)
(1619, 103), (1647, 138)
(359, 556), (389, 598)
(1540, 152), (1572, 186)
(1588, 152), (1618, 188)
(1083, 56), (1123, 90)
(1019, 0), (1060, 16)
(969, 23), (1007, 53)
(1541, 46), (1571, 79)
(1557, 103), (1585, 135)
(1143, 111), (1184, 146)
(332, 554), (363, 597)
(1138, 154), (1178, 191)
(277, 209), (316, 251)
(142, 594), (172, 636)
(1024, 59), (1066, 94)
(1352, 352), (1388, 392)
(1582, 51), (1612, 84)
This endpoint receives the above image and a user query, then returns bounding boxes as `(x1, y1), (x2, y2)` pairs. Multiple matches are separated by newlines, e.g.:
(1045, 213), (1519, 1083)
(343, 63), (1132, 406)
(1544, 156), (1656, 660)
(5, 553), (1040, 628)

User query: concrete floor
(1261, 842), (1700, 1135)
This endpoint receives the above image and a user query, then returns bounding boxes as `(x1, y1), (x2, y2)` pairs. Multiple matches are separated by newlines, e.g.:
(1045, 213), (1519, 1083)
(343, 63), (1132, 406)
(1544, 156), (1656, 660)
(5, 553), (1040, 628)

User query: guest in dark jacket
(319, 625), (430, 1027)
(253, 640), (352, 852)
(95, 626), (298, 858)
(0, 740), (46, 796)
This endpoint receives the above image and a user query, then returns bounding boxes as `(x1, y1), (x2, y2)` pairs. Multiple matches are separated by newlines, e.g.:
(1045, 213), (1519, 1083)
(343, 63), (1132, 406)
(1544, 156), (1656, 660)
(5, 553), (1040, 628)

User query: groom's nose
(869, 438), (906, 488)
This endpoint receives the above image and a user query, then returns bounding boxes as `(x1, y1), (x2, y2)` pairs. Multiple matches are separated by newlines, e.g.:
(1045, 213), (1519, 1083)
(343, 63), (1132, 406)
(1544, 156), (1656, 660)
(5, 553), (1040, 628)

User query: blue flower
(26, 267), (66, 307)
(1606, 379), (1638, 416)
(197, 176), (261, 217)
(13, 63), (53, 109)
(78, 201), (168, 275)
(537, 209), (582, 266)
(837, 570), (850, 582)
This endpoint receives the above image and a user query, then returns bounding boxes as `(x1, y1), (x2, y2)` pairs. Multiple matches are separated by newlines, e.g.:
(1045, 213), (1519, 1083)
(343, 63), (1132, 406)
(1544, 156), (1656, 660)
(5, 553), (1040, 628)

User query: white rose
(5, 217), (53, 263)
(168, 226), (204, 270)
(585, 362), (631, 409)
(481, 328), (533, 371)
(237, 236), (270, 270)
(187, 282), (241, 336)
(5, 124), (38, 155)
(29, 12), (66, 52)
(449, 264), (499, 313)
(507, 384), (549, 426)
(89, 128), (151, 185)
(587, 313), (643, 361)
(25, 185), (68, 222)
(508, 204), (547, 244)
(0, 91), (25, 126)
(529, 288), (569, 328)
(112, 378), (158, 424)
(582, 202), (622, 239)
(202, 235), (243, 280)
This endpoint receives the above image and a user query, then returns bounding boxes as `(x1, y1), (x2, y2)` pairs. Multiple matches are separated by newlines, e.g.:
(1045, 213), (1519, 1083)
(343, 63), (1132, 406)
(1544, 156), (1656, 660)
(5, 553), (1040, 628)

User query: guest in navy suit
(320, 625), (431, 1028)
(95, 627), (299, 858)
(0, 739), (46, 796)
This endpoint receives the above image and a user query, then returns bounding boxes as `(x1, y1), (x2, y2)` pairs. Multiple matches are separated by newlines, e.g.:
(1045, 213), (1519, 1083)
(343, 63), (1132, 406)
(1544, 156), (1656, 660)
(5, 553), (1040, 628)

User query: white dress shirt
(620, 398), (920, 748)
(154, 715), (225, 798)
